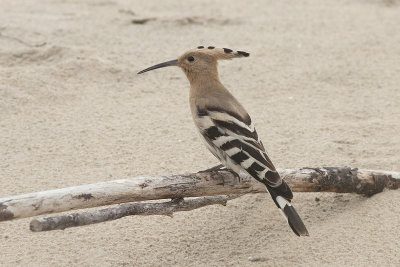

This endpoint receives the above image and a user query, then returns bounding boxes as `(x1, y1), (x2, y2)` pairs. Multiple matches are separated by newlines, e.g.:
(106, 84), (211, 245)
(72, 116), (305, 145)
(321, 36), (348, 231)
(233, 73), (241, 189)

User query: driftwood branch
(29, 195), (242, 232)
(1, 167), (399, 226)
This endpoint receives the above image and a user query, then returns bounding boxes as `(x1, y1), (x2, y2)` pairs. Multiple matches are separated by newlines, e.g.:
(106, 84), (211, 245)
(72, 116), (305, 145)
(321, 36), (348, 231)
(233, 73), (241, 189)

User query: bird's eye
(187, 56), (195, 62)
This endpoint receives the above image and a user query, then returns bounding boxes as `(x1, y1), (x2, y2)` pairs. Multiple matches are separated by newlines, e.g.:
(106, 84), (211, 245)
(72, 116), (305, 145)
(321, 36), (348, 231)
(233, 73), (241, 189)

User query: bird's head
(138, 46), (249, 79)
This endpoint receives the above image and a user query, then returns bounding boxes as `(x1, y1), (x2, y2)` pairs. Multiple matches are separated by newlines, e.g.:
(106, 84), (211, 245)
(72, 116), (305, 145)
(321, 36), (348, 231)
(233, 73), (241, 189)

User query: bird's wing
(197, 106), (308, 236)
(196, 106), (282, 188)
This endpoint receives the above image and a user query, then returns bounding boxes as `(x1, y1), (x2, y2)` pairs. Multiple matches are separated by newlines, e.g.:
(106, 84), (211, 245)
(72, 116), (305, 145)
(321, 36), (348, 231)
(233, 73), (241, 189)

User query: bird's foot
(237, 171), (251, 183)
(198, 164), (225, 173)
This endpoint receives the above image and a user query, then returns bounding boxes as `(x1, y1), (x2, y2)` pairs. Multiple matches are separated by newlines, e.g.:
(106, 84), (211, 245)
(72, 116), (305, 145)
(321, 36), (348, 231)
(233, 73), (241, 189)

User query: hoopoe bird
(138, 46), (309, 236)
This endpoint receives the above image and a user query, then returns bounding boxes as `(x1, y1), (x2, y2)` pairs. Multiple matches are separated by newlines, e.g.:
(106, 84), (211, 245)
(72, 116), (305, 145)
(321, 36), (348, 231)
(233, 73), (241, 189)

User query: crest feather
(189, 46), (250, 60)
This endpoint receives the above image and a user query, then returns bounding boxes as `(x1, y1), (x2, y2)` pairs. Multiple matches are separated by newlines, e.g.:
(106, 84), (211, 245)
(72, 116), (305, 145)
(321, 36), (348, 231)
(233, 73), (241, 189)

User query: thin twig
(30, 195), (242, 232)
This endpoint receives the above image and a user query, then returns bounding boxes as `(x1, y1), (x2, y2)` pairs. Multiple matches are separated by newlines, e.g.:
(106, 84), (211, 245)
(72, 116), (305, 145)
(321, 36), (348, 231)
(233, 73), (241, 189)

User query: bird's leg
(198, 164), (225, 173)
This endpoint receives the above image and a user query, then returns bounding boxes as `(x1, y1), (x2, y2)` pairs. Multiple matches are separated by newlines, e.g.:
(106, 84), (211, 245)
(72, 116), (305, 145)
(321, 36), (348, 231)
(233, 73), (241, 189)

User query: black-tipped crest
(223, 48), (233, 53)
(237, 50), (250, 57)
(195, 47), (250, 60)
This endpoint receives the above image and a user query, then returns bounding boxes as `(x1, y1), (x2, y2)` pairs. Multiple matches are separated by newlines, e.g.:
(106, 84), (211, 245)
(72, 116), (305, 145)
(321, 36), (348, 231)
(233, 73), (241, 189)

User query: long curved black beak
(137, 59), (178, 74)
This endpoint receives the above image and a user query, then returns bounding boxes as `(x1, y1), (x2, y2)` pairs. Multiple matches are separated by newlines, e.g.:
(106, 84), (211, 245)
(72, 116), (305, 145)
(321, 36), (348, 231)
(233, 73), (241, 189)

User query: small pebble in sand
(248, 256), (267, 262)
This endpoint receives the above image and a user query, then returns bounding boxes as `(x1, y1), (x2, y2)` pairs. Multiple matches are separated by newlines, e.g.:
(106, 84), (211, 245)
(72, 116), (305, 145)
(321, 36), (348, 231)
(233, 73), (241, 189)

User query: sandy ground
(1, 0), (400, 266)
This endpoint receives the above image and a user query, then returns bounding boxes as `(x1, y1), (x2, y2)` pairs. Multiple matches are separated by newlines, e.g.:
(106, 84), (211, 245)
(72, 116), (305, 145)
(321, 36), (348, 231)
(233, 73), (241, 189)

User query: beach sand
(1, 0), (399, 266)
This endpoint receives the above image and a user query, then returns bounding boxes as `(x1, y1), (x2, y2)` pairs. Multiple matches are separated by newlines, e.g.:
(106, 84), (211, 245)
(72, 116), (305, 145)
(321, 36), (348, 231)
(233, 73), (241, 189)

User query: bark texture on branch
(0, 167), (399, 222)
(280, 167), (399, 196)
(29, 195), (241, 232)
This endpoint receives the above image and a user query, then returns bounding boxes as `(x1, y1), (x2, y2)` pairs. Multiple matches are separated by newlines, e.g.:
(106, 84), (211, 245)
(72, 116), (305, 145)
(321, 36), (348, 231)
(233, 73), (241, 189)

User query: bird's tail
(266, 180), (309, 236)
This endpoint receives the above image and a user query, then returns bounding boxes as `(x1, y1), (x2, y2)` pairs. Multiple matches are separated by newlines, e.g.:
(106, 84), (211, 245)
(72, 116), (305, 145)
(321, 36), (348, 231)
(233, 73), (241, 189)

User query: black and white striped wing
(196, 106), (308, 236)
(196, 107), (281, 188)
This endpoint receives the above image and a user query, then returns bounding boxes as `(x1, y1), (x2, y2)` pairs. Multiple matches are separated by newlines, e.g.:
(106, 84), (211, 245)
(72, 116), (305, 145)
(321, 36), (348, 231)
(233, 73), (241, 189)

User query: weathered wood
(279, 168), (400, 196)
(29, 195), (241, 232)
(0, 167), (399, 222)
(0, 170), (260, 222)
